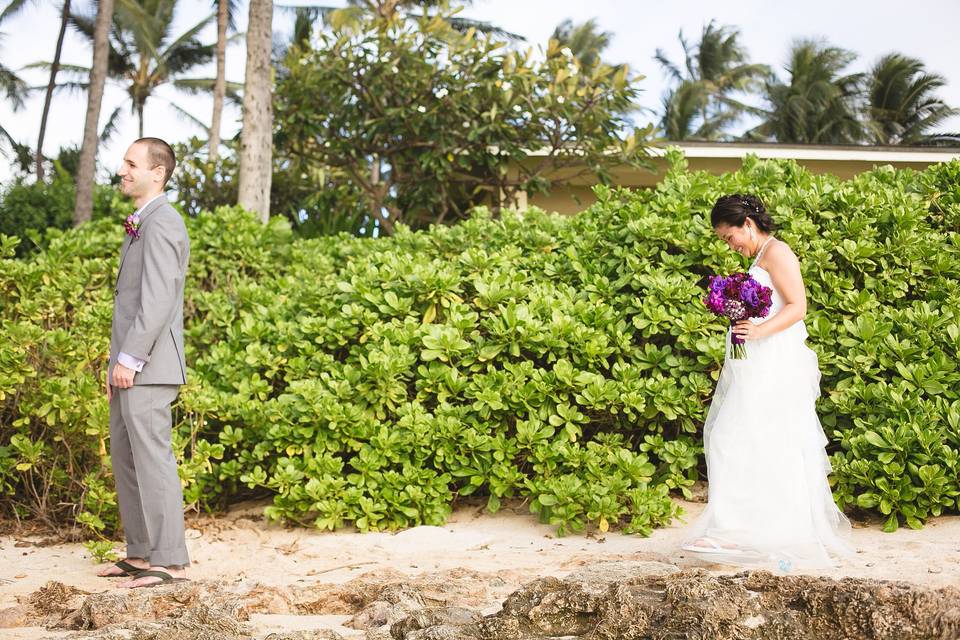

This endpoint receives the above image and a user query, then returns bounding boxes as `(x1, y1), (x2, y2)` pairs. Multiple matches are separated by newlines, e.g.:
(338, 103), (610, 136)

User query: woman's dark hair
(710, 194), (775, 232)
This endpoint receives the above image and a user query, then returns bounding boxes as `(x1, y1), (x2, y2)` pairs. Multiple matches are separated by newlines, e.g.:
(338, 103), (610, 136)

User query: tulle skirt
(683, 322), (853, 571)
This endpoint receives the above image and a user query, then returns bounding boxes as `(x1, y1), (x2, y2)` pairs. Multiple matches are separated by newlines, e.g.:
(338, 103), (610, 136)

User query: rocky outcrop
(430, 565), (960, 640)
(4, 563), (958, 640)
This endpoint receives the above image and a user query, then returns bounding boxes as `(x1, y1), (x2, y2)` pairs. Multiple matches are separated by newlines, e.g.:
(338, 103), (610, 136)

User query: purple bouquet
(703, 273), (773, 359)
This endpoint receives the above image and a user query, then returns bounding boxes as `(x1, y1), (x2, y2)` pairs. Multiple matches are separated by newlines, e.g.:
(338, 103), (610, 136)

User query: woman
(682, 194), (853, 571)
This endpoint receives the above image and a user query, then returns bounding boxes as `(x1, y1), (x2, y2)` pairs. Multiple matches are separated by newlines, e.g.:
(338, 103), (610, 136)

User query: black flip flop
(128, 569), (189, 588)
(103, 559), (146, 577)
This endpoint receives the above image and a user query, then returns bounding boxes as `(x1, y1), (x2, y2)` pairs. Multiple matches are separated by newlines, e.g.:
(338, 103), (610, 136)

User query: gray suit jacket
(109, 196), (190, 386)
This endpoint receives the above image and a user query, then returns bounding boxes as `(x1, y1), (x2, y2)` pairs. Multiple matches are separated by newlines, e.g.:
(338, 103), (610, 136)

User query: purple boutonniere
(123, 213), (141, 239)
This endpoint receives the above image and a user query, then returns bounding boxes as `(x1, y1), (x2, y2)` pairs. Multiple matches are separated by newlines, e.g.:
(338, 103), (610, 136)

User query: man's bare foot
(120, 565), (188, 588)
(97, 558), (150, 577)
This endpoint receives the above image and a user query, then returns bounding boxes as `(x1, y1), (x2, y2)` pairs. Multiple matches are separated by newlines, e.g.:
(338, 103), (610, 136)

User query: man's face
(117, 142), (161, 200)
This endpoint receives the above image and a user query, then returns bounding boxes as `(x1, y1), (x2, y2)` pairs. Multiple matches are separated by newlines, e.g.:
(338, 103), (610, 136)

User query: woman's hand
(732, 320), (767, 341)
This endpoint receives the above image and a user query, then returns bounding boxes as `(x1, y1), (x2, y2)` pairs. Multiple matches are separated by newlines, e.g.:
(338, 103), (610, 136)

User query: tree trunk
(36, 0), (71, 181)
(237, 0), (274, 223)
(137, 101), (144, 138)
(369, 156), (387, 232)
(73, 0), (114, 226)
(209, 0), (228, 161)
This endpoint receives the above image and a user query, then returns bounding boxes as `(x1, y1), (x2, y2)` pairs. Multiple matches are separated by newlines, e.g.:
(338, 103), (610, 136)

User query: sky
(0, 0), (957, 183)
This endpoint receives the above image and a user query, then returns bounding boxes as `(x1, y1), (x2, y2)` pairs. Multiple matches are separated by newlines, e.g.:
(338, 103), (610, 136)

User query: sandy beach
(2, 498), (959, 638)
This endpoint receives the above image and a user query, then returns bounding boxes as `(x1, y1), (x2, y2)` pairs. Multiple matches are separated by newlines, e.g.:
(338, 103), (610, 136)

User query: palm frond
(162, 42), (215, 76)
(99, 105), (123, 144)
(0, 59), (27, 109)
(0, 121), (31, 169)
(654, 49), (683, 83)
(442, 16), (524, 41)
(162, 97), (209, 133)
(212, 0), (242, 31)
(159, 10), (216, 65)
(756, 39), (866, 144)
(69, 10), (132, 76)
(21, 61), (92, 80)
(0, 0), (34, 24)
(867, 52), (959, 144)
(176, 77), (243, 98)
(48, 80), (90, 95)
(550, 18), (609, 68)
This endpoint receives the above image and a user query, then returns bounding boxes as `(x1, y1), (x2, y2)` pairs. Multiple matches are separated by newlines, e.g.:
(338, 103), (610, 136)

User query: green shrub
(0, 172), (128, 257)
(1, 153), (958, 539)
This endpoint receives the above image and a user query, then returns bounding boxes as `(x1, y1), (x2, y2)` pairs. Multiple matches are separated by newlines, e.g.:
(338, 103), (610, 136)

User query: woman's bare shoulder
(760, 238), (799, 270)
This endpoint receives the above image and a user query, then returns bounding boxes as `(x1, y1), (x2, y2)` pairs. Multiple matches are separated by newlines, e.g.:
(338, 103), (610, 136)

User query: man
(97, 138), (191, 588)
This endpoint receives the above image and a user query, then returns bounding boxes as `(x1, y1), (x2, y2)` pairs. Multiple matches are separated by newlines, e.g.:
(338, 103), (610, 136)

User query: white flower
(513, 104), (522, 112)
(561, 47), (573, 58)
(391, 65), (399, 74)
(502, 81), (512, 91)
(435, 87), (449, 99)
(557, 96), (566, 104)
(463, 121), (471, 128)
(522, 111), (531, 119)
(417, 105), (427, 113)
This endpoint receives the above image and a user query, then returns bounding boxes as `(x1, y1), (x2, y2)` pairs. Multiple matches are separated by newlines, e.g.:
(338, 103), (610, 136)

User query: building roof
(654, 141), (960, 163)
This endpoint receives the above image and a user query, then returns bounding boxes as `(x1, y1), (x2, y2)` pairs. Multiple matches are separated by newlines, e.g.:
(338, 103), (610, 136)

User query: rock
(390, 607), (479, 639)
(11, 563), (955, 640)
(349, 585), (426, 630)
(563, 560), (679, 587)
(295, 568), (506, 617)
(408, 568), (960, 639)
(0, 605), (30, 628)
(403, 625), (479, 640)
(263, 631), (345, 640)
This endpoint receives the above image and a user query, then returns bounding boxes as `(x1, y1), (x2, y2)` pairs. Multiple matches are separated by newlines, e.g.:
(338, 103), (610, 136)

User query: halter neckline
(751, 236), (775, 269)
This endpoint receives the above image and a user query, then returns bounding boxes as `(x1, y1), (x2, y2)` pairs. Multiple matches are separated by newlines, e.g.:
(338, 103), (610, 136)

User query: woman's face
(714, 221), (756, 257)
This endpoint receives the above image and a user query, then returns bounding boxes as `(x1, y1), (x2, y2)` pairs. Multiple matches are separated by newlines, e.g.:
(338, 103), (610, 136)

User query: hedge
(1, 150), (958, 540)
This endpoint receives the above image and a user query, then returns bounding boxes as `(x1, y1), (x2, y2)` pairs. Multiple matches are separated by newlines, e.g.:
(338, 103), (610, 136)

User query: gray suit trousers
(109, 384), (190, 567)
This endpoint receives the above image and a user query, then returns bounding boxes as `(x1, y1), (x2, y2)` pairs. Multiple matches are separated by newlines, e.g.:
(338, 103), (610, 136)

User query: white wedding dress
(683, 243), (853, 571)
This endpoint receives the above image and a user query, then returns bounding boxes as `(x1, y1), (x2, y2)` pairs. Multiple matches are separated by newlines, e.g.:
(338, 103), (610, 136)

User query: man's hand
(112, 362), (136, 389)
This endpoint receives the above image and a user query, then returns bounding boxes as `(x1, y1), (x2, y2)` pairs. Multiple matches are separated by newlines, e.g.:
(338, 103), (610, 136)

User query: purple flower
(124, 213), (141, 239)
(701, 271), (773, 359)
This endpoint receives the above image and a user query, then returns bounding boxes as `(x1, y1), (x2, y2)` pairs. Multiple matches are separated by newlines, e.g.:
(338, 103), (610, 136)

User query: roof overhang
(652, 141), (960, 164)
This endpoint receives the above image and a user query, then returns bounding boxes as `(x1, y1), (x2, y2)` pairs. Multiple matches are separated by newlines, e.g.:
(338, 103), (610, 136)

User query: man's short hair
(134, 137), (177, 187)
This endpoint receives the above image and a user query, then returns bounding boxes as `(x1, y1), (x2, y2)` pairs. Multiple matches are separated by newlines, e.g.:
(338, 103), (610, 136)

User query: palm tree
(73, 0), (115, 226)
(655, 21), (769, 140)
(659, 81), (708, 140)
(749, 40), (865, 144)
(44, 0), (221, 137)
(3, 0), (72, 180)
(866, 53), (959, 146)
(209, 0), (239, 160)
(237, 0), (273, 222)
(550, 18), (613, 70)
